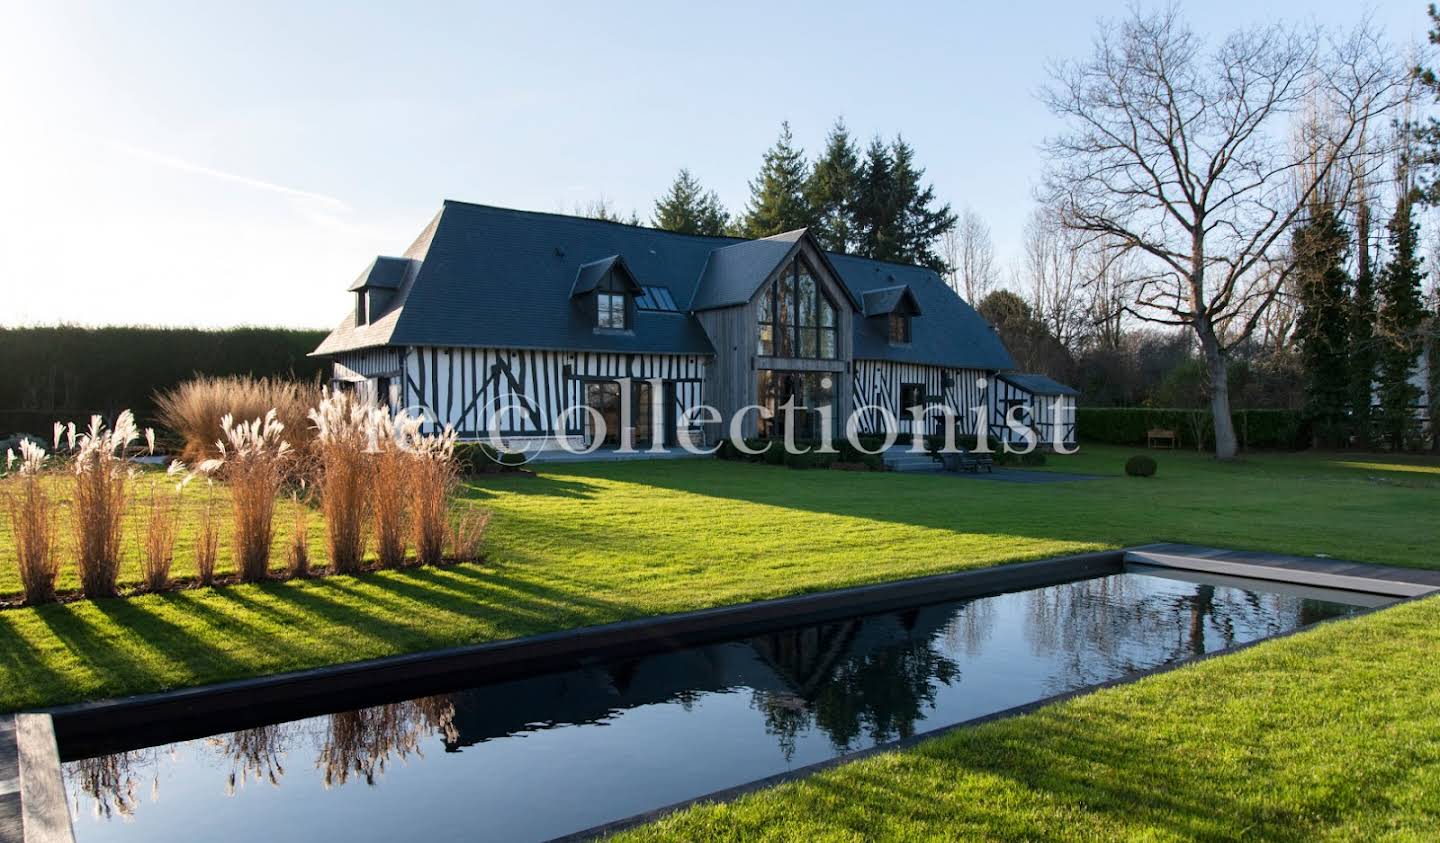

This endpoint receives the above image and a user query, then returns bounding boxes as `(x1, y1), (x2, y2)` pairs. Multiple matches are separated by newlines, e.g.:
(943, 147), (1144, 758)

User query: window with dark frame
(756, 258), (838, 359)
(888, 312), (911, 344)
(597, 292), (627, 329)
(900, 383), (925, 416)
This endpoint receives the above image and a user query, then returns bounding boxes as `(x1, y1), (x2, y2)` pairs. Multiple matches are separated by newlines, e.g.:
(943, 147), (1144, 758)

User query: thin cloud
(108, 140), (350, 209)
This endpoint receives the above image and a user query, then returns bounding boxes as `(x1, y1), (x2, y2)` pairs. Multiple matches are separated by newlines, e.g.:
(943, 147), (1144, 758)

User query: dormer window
(597, 291), (627, 329)
(572, 254), (642, 333)
(356, 291), (369, 325)
(889, 312), (911, 344)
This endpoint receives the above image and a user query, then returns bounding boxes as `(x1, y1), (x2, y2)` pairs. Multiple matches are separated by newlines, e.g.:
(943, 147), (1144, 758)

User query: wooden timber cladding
(399, 346), (707, 436)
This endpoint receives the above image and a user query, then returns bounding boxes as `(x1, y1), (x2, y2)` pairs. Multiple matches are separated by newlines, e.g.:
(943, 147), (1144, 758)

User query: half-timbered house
(312, 201), (1078, 452)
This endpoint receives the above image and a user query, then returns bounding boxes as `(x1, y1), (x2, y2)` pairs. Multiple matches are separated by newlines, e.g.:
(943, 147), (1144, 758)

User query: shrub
(65, 412), (150, 599)
(3, 440), (59, 604)
(1125, 455), (1158, 477)
(453, 442), (527, 474)
(211, 411), (292, 582)
(156, 375), (317, 462)
(309, 390), (372, 574)
(1076, 408), (1310, 451)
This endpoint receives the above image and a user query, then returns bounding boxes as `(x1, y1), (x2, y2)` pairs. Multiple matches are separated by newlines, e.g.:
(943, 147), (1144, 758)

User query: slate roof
(1001, 373), (1080, 397)
(313, 201), (1016, 371)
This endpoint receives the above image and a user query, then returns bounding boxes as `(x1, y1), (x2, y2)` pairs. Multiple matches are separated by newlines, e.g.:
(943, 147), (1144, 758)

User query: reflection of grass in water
(317, 695), (458, 788)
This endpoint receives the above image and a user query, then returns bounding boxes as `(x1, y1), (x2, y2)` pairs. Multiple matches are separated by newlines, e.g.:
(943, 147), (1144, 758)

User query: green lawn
(0, 445), (1437, 714)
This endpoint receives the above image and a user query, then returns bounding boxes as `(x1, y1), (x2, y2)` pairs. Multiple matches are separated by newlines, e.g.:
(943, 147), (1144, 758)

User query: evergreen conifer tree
(805, 119), (861, 253)
(652, 169), (729, 236)
(1292, 203), (1353, 447)
(741, 122), (812, 238)
(1375, 186), (1427, 450)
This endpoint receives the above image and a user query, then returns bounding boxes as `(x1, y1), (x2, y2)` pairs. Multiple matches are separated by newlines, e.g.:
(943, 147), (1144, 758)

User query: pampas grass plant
(64, 412), (151, 599)
(194, 479), (221, 587)
(139, 465), (185, 592)
(209, 410), (292, 582)
(308, 390), (372, 574)
(156, 375), (316, 462)
(411, 428), (459, 566)
(287, 490), (312, 577)
(4, 439), (60, 604)
(368, 409), (416, 569)
(446, 508), (490, 565)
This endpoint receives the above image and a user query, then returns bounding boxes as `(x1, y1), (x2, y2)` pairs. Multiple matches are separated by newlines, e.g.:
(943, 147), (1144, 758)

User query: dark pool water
(62, 566), (1390, 842)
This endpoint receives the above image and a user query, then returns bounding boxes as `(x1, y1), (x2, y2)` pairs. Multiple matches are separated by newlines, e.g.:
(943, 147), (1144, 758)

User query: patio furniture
(1147, 428), (1178, 449)
(942, 449), (994, 473)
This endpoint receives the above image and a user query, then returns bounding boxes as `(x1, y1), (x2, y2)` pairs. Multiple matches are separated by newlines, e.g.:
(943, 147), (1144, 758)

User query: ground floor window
(584, 380), (652, 446)
(758, 370), (834, 440)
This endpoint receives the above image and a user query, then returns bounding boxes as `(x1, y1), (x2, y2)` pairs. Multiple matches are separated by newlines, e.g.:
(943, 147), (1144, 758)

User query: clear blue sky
(0, 0), (1426, 328)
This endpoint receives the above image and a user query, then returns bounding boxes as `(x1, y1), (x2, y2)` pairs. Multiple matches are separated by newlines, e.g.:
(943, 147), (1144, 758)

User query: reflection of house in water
(441, 604), (967, 755)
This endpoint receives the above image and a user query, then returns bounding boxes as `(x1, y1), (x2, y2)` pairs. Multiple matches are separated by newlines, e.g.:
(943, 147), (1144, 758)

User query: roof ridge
(437, 199), (941, 275)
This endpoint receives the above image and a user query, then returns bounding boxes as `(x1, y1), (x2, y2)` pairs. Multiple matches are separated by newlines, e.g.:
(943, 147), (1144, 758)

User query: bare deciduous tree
(1040, 7), (1401, 459)
(1023, 205), (1088, 350)
(942, 206), (998, 303)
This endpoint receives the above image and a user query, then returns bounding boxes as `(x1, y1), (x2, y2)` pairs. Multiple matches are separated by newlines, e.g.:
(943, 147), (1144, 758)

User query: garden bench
(942, 449), (994, 473)
(1147, 428), (1178, 449)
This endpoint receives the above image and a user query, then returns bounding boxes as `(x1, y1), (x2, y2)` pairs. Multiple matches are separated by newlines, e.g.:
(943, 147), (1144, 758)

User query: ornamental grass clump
(287, 490), (312, 578)
(3, 439), (60, 604)
(139, 463), (187, 592)
(194, 480), (221, 587)
(64, 412), (152, 599)
(308, 390), (372, 574)
(155, 375), (316, 462)
(445, 507), (491, 565)
(368, 408), (419, 569)
(208, 411), (292, 582)
(411, 427), (460, 566)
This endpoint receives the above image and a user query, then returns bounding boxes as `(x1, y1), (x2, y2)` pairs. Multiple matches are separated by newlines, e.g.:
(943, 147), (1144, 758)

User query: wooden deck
(1126, 543), (1440, 598)
(0, 715), (19, 843)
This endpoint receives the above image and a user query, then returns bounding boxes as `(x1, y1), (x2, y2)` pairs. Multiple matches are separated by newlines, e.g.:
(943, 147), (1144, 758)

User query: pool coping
(27, 544), (1440, 843)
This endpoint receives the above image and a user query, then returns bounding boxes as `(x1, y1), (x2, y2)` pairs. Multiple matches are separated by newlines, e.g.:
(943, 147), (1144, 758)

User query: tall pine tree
(889, 136), (957, 273)
(1292, 203), (1353, 448)
(741, 122), (813, 238)
(1348, 194), (1377, 447)
(652, 169), (729, 236)
(1375, 184), (1426, 450)
(805, 118), (861, 253)
(853, 137), (901, 262)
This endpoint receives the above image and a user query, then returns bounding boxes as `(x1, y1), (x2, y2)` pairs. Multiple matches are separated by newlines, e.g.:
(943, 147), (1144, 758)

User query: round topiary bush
(1125, 455), (1157, 477)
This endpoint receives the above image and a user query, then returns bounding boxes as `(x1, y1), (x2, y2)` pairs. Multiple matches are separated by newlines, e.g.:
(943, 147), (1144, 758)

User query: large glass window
(757, 259), (838, 358)
(757, 370), (835, 440)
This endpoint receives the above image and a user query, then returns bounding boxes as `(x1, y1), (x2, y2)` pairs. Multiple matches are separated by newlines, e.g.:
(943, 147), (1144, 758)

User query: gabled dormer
(348, 257), (412, 326)
(862, 284), (922, 346)
(572, 255), (643, 332)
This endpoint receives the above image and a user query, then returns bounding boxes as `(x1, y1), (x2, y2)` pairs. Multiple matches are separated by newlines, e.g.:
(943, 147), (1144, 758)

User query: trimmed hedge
(1077, 407), (1310, 451)
(0, 326), (329, 434)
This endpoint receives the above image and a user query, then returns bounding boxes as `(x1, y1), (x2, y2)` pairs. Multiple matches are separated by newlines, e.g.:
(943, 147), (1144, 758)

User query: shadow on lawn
(0, 562), (635, 711)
